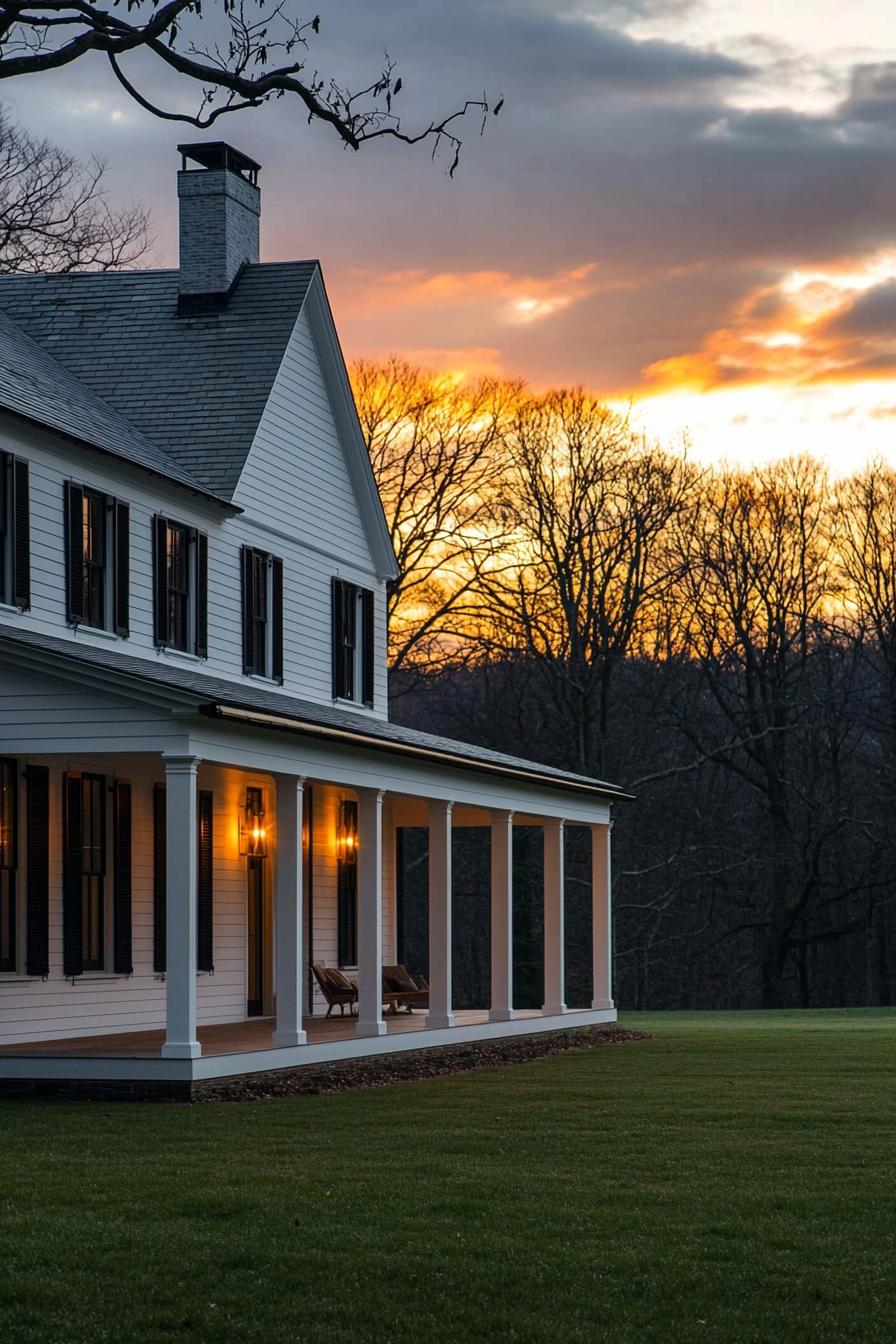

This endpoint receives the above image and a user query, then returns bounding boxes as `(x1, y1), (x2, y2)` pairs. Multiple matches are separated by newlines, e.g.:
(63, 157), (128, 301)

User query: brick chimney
(176, 142), (260, 314)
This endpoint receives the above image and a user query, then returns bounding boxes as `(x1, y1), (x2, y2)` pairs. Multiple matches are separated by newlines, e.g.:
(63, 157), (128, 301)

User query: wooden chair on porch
(311, 963), (359, 1017)
(381, 965), (430, 1014)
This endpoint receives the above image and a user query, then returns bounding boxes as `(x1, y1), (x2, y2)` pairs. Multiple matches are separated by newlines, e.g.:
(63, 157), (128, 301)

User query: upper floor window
(64, 482), (130, 635)
(331, 578), (374, 707)
(0, 453), (30, 611)
(241, 546), (284, 681)
(152, 516), (207, 656)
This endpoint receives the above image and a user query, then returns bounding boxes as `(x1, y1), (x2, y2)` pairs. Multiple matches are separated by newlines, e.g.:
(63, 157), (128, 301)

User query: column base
(542, 1003), (567, 1017)
(489, 1007), (515, 1023)
(355, 1020), (387, 1038)
(591, 998), (615, 1011)
(161, 1041), (201, 1059)
(426, 1012), (455, 1030)
(272, 1029), (307, 1048)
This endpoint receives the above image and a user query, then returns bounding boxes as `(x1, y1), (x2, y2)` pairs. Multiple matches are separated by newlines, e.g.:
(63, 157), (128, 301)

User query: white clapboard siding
(0, 393), (389, 717)
(0, 759), (398, 1042)
(307, 783), (398, 1016)
(0, 756), (254, 1045)
(234, 309), (373, 571)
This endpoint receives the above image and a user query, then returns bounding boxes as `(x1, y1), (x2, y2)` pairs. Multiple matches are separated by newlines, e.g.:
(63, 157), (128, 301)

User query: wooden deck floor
(0, 1008), (541, 1060)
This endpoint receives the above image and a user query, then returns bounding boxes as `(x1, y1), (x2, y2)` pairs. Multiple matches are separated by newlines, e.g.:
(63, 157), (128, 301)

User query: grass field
(1, 1009), (894, 1343)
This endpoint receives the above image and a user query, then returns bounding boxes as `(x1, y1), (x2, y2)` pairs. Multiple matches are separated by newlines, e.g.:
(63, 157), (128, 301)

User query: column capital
(542, 815), (565, 832)
(271, 771), (308, 786)
(356, 786), (386, 802)
(429, 798), (454, 818)
(491, 808), (515, 823)
(162, 753), (200, 775)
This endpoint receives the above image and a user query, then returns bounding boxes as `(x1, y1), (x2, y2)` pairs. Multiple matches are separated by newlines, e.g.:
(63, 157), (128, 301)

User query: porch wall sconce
(239, 785), (268, 857)
(336, 798), (358, 865)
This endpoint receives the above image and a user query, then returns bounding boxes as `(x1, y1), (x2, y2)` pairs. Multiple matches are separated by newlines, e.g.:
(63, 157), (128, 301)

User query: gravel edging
(191, 1024), (650, 1103)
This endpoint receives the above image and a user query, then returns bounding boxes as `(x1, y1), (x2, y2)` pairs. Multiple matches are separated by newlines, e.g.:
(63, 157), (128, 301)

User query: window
(80, 774), (106, 972)
(241, 547), (284, 680)
(331, 579), (374, 706)
(166, 522), (190, 651)
(0, 453), (30, 610)
(62, 771), (132, 978)
(0, 759), (18, 973)
(82, 489), (106, 628)
(153, 516), (207, 656)
(65, 482), (129, 635)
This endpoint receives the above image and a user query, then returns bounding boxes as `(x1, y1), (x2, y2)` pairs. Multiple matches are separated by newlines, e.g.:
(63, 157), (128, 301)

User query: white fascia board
(301, 269), (400, 582)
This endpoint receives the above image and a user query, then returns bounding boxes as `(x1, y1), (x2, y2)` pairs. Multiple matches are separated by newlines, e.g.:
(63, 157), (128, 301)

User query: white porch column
(161, 754), (201, 1060)
(542, 817), (567, 1017)
(592, 820), (615, 1010)
(355, 787), (386, 1038)
(272, 775), (307, 1047)
(489, 810), (514, 1023)
(426, 799), (455, 1030)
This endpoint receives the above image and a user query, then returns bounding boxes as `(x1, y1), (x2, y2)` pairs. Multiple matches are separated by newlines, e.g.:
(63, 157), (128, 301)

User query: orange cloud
(329, 261), (601, 327)
(645, 251), (896, 393)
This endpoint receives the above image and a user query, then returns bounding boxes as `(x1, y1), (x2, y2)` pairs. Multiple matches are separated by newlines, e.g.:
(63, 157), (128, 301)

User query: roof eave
(207, 704), (634, 802)
(302, 269), (401, 583)
(0, 404), (242, 514)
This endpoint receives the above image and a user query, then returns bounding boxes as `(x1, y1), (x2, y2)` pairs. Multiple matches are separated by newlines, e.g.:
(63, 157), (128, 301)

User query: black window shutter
(64, 480), (84, 625)
(195, 532), (208, 658)
(113, 501), (130, 637)
(152, 784), (166, 974)
(337, 859), (357, 967)
(112, 780), (133, 975)
(361, 588), (375, 708)
(25, 764), (49, 978)
(271, 556), (284, 683)
(197, 789), (214, 973)
(152, 516), (169, 647)
(241, 546), (254, 675)
(12, 459), (30, 610)
(62, 772), (83, 978)
(332, 577), (346, 699)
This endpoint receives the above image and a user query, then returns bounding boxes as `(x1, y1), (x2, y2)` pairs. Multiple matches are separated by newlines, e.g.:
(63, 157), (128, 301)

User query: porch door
(247, 855), (266, 1017)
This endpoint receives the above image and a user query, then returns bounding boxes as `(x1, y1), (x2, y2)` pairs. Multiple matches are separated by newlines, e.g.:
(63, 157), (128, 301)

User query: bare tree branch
(0, 3), (501, 173)
(0, 104), (149, 272)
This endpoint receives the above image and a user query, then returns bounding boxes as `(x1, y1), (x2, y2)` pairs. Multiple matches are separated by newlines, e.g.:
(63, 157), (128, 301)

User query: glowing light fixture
(336, 798), (358, 865)
(240, 786), (268, 857)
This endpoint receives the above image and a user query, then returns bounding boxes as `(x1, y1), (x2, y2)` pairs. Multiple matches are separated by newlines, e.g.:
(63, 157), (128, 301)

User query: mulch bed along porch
(0, 1024), (649, 1103)
(196, 1023), (651, 1103)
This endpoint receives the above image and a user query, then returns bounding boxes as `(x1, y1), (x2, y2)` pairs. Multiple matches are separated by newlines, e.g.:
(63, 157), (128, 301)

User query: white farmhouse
(0, 144), (625, 1093)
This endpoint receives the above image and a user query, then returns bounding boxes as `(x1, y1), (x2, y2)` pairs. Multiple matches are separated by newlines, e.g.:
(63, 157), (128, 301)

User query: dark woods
(356, 359), (896, 1011)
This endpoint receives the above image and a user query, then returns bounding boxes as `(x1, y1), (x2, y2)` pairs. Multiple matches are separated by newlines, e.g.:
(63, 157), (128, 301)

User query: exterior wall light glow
(336, 798), (358, 865)
(240, 785), (268, 857)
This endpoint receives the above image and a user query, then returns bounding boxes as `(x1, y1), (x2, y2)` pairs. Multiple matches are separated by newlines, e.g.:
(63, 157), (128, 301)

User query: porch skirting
(0, 1006), (616, 1088)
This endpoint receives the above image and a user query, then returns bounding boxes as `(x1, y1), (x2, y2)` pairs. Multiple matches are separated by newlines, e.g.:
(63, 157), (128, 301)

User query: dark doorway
(247, 855), (265, 1016)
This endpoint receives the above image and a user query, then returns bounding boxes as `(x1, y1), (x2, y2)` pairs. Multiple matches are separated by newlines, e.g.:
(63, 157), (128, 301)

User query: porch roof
(0, 623), (633, 802)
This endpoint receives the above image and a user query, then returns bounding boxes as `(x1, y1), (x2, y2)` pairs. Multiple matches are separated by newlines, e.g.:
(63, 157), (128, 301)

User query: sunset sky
(6, 1), (896, 471)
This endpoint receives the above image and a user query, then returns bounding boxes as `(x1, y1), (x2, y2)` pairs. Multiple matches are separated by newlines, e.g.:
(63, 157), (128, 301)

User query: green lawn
(1, 1010), (895, 1344)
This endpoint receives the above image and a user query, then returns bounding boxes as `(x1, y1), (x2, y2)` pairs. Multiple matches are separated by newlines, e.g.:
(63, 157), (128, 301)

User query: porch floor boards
(0, 1009), (544, 1059)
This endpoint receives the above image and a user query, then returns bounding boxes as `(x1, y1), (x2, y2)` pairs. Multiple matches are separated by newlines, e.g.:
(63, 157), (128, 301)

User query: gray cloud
(3, 0), (896, 392)
(828, 279), (896, 337)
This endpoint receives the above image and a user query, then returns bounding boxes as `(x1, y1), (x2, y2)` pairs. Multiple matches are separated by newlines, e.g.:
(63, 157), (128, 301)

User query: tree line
(354, 357), (896, 1011)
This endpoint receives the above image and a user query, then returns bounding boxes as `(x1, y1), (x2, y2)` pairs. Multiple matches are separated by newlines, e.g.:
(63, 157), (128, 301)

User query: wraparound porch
(0, 1005), (613, 1083)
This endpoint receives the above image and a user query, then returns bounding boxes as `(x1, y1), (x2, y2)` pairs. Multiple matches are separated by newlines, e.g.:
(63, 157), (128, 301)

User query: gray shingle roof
(0, 262), (317, 497)
(0, 623), (631, 801)
(0, 309), (222, 501)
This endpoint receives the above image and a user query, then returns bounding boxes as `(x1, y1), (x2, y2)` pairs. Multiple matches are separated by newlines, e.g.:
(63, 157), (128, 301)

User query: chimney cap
(178, 141), (261, 183)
